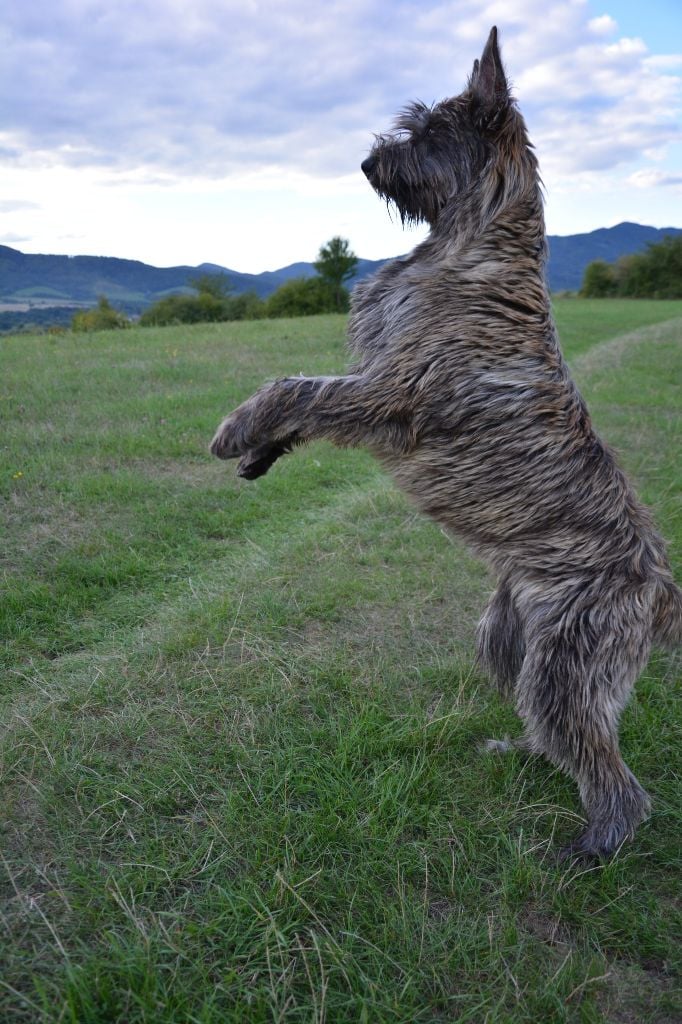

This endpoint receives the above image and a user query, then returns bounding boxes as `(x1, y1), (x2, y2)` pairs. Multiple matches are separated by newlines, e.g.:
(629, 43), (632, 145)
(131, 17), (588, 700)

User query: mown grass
(1, 299), (681, 1022)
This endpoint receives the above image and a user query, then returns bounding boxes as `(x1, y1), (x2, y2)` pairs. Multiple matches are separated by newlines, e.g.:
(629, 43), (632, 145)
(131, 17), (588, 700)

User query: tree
(139, 284), (265, 326)
(625, 236), (682, 298)
(580, 260), (616, 298)
(313, 237), (358, 311)
(188, 273), (234, 300)
(581, 236), (682, 299)
(223, 290), (265, 320)
(72, 296), (129, 332)
(139, 292), (229, 326)
(265, 277), (337, 318)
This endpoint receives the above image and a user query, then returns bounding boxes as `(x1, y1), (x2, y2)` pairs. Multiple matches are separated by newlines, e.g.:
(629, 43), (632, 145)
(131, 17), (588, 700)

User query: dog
(211, 27), (682, 859)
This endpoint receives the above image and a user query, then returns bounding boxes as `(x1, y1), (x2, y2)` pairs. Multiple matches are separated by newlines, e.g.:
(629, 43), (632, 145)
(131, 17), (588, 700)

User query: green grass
(1, 299), (681, 1022)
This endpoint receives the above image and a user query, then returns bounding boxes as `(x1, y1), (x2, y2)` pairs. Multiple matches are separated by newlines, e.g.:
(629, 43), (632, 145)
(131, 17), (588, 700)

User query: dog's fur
(210, 28), (682, 859)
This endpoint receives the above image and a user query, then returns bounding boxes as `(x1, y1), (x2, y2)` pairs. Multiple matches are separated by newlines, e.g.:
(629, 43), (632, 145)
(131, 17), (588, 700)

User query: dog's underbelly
(381, 440), (636, 575)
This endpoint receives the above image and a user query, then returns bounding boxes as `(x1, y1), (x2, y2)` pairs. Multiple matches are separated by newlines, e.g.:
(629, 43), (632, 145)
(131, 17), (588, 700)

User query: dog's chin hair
(372, 185), (443, 229)
(383, 195), (429, 229)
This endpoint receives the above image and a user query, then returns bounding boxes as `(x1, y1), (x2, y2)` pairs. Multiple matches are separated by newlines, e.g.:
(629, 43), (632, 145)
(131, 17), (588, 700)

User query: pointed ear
(472, 26), (509, 109)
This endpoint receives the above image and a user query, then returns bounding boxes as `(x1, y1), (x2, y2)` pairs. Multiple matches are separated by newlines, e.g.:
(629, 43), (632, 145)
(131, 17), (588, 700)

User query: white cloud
(0, 199), (41, 212)
(588, 15), (617, 36)
(1, 0), (679, 181)
(628, 169), (682, 189)
(1, 1), (680, 267)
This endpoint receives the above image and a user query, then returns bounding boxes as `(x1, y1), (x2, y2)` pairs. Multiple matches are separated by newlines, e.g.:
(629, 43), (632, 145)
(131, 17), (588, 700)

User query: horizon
(4, 219), (682, 276)
(2, 1), (681, 274)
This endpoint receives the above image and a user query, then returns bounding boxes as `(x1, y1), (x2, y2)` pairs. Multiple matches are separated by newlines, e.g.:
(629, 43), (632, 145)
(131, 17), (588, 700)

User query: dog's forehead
(434, 93), (469, 117)
(392, 94), (467, 135)
(393, 101), (431, 133)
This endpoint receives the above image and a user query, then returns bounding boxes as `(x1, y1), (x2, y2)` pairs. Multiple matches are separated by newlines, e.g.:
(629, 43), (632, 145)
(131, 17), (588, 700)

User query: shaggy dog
(211, 28), (682, 858)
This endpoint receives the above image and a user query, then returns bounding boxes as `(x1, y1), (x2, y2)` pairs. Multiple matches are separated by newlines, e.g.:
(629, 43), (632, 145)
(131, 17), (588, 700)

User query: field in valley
(1, 299), (681, 1022)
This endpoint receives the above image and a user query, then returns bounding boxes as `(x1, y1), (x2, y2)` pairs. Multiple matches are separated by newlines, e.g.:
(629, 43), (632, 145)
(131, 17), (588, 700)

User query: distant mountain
(1, 222), (680, 328)
(0, 246), (272, 305)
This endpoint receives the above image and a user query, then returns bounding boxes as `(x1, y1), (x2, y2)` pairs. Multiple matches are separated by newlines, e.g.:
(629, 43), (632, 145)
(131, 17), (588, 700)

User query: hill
(545, 222), (682, 291)
(1, 222), (680, 331)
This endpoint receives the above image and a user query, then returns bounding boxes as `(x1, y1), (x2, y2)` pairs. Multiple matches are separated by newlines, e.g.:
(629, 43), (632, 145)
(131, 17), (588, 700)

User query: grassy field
(1, 298), (681, 1022)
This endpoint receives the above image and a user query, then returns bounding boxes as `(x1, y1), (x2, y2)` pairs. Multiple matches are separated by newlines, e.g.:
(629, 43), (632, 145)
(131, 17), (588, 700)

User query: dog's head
(362, 27), (519, 227)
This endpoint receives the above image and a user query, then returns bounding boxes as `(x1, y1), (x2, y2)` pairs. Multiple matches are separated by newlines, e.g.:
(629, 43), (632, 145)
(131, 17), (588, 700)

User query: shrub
(72, 296), (129, 332)
(580, 260), (616, 298)
(222, 291), (266, 320)
(139, 279), (265, 326)
(581, 236), (682, 299)
(139, 293), (228, 326)
(265, 277), (338, 318)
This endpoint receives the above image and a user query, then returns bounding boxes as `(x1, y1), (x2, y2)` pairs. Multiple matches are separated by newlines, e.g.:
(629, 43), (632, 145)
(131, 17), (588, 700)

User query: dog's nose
(361, 155), (377, 177)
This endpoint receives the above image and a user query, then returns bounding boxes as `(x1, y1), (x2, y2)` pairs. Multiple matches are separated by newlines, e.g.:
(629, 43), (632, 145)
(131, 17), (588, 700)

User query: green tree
(313, 236), (358, 311)
(580, 260), (616, 298)
(581, 236), (682, 299)
(223, 291), (265, 320)
(265, 277), (337, 318)
(72, 296), (129, 332)
(140, 274), (265, 326)
(628, 236), (682, 298)
(189, 273), (234, 300)
(139, 293), (226, 326)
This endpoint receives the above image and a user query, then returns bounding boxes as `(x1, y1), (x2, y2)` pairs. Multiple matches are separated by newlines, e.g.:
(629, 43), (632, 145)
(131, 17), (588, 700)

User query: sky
(1, 0), (681, 274)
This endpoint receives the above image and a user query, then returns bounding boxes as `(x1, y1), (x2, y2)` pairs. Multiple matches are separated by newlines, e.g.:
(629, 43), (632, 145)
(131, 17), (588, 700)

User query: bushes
(264, 276), (337, 317)
(580, 260), (616, 298)
(72, 296), (129, 332)
(136, 237), (360, 327)
(263, 238), (358, 317)
(140, 293), (229, 326)
(139, 285), (265, 326)
(581, 235), (682, 298)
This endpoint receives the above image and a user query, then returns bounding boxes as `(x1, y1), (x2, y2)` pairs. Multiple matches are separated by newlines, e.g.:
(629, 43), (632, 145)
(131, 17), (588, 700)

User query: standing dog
(211, 28), (682, 859)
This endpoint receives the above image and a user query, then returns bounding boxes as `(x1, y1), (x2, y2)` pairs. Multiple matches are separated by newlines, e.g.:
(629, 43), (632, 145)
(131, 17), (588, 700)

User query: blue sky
(1, 0), (680, 273)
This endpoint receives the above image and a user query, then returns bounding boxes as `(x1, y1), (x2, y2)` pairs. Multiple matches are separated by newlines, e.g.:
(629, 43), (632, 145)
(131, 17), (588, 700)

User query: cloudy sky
(1, 0), (680, 273)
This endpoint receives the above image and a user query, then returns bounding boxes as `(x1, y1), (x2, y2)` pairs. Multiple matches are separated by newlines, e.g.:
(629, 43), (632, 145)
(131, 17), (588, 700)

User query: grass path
(1, 302), (680, 1022)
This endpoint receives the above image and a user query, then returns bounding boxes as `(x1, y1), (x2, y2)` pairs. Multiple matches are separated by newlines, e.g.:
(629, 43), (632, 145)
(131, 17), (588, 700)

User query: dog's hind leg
(516, 619), (651, 860)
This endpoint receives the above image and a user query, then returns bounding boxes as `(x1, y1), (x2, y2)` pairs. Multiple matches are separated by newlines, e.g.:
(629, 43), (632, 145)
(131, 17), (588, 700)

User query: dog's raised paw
(237, 445), (288, 479)
(210, 416), (243, 460)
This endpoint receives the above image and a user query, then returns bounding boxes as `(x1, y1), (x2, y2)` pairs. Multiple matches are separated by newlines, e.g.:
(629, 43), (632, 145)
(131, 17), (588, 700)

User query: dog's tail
(652, 579), (682, 647)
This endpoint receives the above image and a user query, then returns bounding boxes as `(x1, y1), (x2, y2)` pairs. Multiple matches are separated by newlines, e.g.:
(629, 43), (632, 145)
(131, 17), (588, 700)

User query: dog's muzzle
(361, 155), (377, 178)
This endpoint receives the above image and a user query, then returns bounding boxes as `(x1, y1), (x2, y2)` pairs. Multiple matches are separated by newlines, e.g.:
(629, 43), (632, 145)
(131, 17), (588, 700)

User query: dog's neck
(431, 112), (546, 266)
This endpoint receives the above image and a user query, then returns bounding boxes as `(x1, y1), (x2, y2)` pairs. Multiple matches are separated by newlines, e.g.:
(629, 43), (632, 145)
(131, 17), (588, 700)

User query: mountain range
(1, 222), (680, 332)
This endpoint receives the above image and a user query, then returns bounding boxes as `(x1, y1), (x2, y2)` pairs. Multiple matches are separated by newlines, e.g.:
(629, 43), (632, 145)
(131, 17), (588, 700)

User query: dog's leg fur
(515, 598), (652, 859)
(210, 372), (415, 477)
(476, 578), (526, 695)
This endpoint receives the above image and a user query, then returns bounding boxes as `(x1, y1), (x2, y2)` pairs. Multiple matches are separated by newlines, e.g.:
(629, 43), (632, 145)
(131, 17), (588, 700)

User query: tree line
(72, 237), (358, 331)
(66, 232), (682, 333)
(581, 235), (682, 298)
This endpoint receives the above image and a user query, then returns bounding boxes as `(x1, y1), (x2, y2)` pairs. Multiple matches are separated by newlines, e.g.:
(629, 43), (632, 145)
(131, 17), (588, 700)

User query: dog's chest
(348, 257), (425, 364)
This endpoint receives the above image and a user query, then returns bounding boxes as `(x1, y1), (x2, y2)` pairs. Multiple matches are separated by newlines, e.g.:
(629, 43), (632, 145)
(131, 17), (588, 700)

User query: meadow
(1, 298), (681, 1022)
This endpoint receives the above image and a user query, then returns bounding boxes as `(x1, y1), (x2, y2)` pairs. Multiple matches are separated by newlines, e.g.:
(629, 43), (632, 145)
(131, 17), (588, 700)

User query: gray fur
(211, 27), (682, 860)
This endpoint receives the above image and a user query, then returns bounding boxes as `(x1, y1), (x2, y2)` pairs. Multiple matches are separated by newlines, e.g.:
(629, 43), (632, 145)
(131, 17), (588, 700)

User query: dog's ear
(471, 27), (509, 110)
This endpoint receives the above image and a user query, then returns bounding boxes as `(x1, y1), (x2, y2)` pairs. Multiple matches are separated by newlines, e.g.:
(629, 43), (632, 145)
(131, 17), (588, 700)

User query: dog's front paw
(237, 444), (289, 479)
(210, 413), (243, 459)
